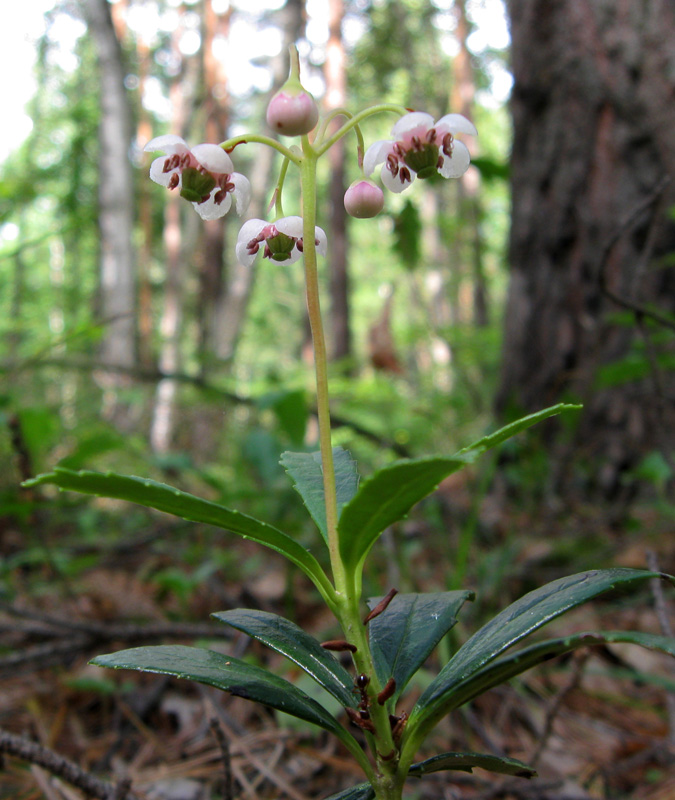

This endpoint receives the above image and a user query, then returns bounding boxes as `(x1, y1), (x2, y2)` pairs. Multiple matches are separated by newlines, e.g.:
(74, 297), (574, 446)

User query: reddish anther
(364, 588), (398, 625)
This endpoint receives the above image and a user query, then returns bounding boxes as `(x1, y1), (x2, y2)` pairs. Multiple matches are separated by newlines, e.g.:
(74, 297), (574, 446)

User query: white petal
(230, 173), (251, 216)
(236, 218), (267, 246)
(314, 226), (328, 257)
(381, 165), (414, 193)
(144, 134), (189, 154)
(275, 215), (304, 238)
(191, 143), (233, 174)
(363, 140), (393, 176)
(437, 139), (471, 178)
(149, 156), (176, 186)
(193, 191), (232, 220)
(435, 113), (477, 137)
(391, 112), (434, 138)
(236, 239), (258, 266)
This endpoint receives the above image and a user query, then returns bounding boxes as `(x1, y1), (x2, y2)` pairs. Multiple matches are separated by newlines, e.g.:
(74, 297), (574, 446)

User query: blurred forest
(1, 0), (675, 799)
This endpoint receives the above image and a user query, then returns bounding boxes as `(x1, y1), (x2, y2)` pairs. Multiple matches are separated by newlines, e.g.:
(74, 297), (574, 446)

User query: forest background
(1, 1), (675, 799)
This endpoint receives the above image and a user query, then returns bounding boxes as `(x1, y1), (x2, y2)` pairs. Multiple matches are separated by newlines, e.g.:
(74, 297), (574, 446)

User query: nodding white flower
(364, 112), (476, 193)
(145, 135), (251, 220)
(236, 216), (327, 266)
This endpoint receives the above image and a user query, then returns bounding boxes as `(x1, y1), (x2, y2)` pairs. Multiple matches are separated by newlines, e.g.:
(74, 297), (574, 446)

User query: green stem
(220, 133), (302, 166)
(315, 103), (408, 157)
(300, 133), (405, 800)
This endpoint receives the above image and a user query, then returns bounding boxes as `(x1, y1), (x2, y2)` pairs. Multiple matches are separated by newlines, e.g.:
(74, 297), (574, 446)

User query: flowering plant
(26, 47), (675, 800)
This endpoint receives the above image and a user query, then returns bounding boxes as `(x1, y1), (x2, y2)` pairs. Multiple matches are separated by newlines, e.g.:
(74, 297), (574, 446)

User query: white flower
(144, 134), (251, 220)
(235, 216), (328, 266)
(364, 112), (477, 193)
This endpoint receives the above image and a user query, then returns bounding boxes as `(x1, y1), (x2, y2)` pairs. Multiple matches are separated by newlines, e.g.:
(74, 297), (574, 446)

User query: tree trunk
(499, 0), (675, 496)
(84, 0), (136, 369)
(325, 0), (352, 363)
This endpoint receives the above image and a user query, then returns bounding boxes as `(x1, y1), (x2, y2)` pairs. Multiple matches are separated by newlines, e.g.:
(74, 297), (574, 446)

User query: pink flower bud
(344, 180), (385, 218)
(266, 90), (319, 137)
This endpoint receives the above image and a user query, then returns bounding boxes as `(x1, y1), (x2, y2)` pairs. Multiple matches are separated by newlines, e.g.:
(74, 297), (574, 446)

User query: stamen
(426, 127), (437, 143)
(224, 182), (235, 193)
(442, 133), (454, 156)
(179, 153), (190, 168)
(436, 155), (444, 170)
(168, 173), (180, 190)
(246, 241), (259, 254)
(263, 244), (272, 259)
(162, 158), (172, 174)
(296, 239), (304, 252)
(214, 189), (226, 205)
(399, 166), (412, 184)
(411, 135), (421, 149)
(393, 142), (406, 158)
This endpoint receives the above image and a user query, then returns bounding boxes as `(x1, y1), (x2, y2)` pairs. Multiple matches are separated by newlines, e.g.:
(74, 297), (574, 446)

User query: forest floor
(2, 494), (675, 800)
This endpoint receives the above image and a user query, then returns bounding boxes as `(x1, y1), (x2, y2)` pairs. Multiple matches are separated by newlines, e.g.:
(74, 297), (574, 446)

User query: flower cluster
(145, 103), (475, 266)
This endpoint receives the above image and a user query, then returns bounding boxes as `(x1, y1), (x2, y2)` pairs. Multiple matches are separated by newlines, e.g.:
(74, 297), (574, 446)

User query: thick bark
(499, 0), (675, 494)
(84, 0), (136, 369)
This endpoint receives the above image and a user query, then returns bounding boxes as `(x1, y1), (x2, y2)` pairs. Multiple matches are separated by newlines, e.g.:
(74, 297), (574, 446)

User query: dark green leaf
(408, 569), (672, 734)
(409, 751), (535, 779)
(212, 609), (356, 707)
(322, 784), (374, 800)
(367, 591), (475, 701)
(25, 468), (334, 603)
(437, 630), (675, 713)
(280, 447), (360, 544)
(456, 403), (582, 458)
(338, 455), (471, 576)
(92, 645), (358, 749)
(338, 404), (580, 578)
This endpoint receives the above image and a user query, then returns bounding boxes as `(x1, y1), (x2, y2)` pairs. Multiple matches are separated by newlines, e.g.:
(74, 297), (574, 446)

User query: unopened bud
(266, 90), (319, 137)
(344, 180), (385, 219)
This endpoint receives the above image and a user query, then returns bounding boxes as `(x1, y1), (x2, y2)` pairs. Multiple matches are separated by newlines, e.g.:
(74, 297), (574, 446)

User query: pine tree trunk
(499, 0), (675, 496)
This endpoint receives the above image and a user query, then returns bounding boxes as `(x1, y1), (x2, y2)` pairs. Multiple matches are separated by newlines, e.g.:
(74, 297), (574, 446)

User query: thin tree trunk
(326, 0), (351, 363)
(84, 0), (136, 369)
(198, 0), (231, 373)
(214, 0), (307, 364)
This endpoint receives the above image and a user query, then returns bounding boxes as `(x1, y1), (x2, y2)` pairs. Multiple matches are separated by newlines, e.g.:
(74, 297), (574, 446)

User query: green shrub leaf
(91, 645), (364, 760)
(367, 591), (475, 701)
(213, 609), (356, 707)
(429, 630), (675, 714)
(406, 569), (672, 740)
(322, 784), (374, 800)
(338, 404), (580, 578)
(409, 751), (536, 778)
(25, 468), (335, 605)
(280, 447), (359, 543)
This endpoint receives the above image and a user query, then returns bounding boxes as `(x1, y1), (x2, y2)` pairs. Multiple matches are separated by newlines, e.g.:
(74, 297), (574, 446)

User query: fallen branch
(0, 728), (141, 800)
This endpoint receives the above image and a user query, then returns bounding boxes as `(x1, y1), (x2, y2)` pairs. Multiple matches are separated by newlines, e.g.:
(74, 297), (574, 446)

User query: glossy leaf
(338, 455), (471, 575)
(213, 608), (356, 707)
(436, 630), (675, 713)
(280, 447), (359, 543)
(91, 645), (363, 758)
(456, 403), (582, 458)
(409, 751), (536, 778)
(322, 784), (374, 800)
(338, 403), (580, 577)
(408, 569), (672, 734)
(25, 468), (334, 603)
(367, 591), (475, 701)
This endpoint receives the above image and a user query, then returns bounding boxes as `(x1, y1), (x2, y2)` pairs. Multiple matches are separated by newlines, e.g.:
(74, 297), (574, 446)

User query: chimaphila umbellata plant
(26, 47), (675, 800)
